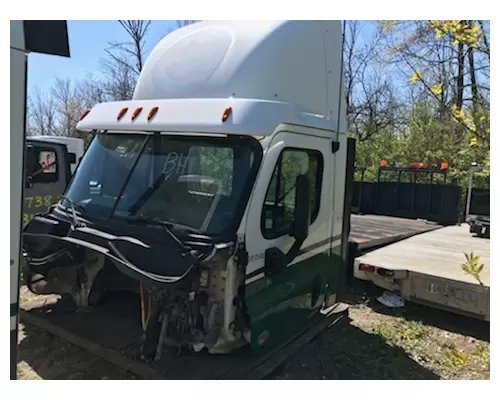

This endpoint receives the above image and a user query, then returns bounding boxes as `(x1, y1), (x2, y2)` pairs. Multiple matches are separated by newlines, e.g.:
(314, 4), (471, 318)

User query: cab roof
(77, 20), (346, 137)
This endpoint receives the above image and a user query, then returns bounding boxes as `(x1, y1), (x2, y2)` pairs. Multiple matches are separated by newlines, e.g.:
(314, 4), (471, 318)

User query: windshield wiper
(125, 215), (201, 235)
(60, 196), (86, 229)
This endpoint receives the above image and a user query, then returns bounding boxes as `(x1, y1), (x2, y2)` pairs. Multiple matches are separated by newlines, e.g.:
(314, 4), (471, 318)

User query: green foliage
(354, 99), (490, 191)
(444, 346), (469, 369)
(198, 147), (233, 195)
(373, 319), (430, 353)
(461, 252), (485, 287)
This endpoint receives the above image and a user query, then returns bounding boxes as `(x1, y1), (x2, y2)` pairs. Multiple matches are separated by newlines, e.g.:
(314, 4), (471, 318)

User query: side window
(261, 148), (323, 238)
(26, 147), (59, 183)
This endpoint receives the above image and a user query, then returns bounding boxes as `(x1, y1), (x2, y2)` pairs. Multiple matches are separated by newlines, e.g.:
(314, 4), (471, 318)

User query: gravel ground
(17, 286), (490, 380)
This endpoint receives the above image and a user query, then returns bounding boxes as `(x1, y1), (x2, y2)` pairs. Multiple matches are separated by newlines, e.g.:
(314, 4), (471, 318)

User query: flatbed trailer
(19, 294), (348, 380)
(354, 224), (490, 320)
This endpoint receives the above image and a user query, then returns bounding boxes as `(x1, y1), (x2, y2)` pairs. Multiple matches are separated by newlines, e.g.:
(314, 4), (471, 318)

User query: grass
(373, 319), (430, 353)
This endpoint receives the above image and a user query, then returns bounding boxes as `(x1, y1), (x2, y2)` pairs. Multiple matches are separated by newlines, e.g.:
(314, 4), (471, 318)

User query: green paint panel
(245, 250), (343, 351)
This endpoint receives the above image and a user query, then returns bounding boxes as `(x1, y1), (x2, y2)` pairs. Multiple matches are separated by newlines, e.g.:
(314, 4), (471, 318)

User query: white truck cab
(22, 20), (350, 358)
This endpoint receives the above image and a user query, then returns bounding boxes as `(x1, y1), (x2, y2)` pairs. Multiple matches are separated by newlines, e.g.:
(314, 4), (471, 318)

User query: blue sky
(27, 20), (179, 95)
(27, 20), (378, 97)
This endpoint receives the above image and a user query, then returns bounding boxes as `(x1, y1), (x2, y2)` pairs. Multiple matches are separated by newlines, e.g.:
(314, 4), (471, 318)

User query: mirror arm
(285, 237), (305, 265)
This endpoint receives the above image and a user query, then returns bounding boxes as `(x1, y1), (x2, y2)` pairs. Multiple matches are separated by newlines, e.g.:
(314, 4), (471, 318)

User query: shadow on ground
(18, 322), (138, 380)
(19, 313), (438, 380)
(341, 281), (490, 342)
(19, 284), (484, 380)
(273, 315), (440, 380)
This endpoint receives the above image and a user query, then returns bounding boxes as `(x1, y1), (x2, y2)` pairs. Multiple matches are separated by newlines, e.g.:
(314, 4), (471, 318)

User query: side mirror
(291, 174), (311, 242)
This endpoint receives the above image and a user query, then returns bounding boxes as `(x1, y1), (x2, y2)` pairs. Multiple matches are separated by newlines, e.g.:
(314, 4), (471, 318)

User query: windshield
(63, 133), (261, 235)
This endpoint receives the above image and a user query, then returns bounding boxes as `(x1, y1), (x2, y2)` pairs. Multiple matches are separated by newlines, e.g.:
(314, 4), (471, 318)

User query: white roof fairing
(76, 20), (346, 137)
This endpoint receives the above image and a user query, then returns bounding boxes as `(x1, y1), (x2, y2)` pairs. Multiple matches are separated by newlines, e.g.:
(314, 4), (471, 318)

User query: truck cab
(22, 20), (350, 358)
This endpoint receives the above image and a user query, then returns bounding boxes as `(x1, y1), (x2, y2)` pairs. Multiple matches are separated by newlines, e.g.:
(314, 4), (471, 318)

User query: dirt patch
(275, 288), (490, 380)
(17, 286), (489, 380)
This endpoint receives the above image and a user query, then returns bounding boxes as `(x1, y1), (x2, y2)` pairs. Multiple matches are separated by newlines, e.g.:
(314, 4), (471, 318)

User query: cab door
(23, 142), (70, 227)
(242, 130), (340, 350)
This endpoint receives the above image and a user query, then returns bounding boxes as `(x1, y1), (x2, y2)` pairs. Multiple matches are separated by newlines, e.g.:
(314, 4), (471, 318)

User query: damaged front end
(24, 133), (262, 360)
(23, 208), (245, 359)
(22, 132), (261, 359)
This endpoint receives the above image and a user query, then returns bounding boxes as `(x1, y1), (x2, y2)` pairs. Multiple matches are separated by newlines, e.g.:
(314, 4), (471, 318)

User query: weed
(401, 321), (430, 350)
(374, 320), (429, 352)
(444, 347), (469, 369)
(471, 345), (490, 364)
(461, 252), (485, 286)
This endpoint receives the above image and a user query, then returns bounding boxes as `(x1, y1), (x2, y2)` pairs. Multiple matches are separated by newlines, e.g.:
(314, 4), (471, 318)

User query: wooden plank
(350, 214), (440, 246)
(20, 309), (164, 380)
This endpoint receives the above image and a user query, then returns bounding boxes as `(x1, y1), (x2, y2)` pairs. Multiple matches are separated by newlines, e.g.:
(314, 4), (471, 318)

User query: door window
(26, 146), (59, 183)
(261, 148), (323, 239)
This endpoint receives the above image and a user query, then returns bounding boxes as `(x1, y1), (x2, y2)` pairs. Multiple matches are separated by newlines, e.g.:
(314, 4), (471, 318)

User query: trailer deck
(349, 214), (441, 251)
(354, 224), (490, 320)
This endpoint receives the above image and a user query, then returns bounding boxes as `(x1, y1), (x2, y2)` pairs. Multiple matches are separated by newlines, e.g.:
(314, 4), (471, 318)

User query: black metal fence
(352, 181), (461, 225)
(352, 163), (464, 224)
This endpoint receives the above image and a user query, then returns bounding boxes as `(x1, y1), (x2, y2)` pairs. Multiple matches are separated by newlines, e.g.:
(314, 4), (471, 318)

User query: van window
(261, 148), (323, 239)
(26, 147), (58, 183)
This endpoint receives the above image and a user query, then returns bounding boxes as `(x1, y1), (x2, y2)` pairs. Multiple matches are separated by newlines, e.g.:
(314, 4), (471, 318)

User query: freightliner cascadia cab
(23, 20), (349, 358)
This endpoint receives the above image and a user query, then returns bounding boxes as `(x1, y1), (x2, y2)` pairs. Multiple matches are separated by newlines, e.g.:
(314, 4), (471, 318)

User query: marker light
(147, 107), (159, 121)
(79, 109), (91, 121)
(222, 106), (232, 122)
(131, 107), (143, 121)
(359, 263), (375, 272)
(117, 107), (128, 121)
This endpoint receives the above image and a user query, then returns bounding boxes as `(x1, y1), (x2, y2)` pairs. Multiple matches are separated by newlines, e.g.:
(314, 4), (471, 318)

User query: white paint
(134, 21), (344, 122)
(76, 98), (334, 137)
(242, 128), (345, 278)
(354, 224), (490, 286)
(76, 21), (346, 139)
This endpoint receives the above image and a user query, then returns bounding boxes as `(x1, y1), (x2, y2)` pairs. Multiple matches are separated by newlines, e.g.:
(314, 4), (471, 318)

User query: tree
(105, 20), (152, 77)
(51, 77), (82, 137)
(344, 21), (401, 142)
(379, 20), (490, 144)
(176, 20), (197, 28)
(78, 74), (107, 106)
(28, 88), (58, 136)
(100, 20), (152, 101)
